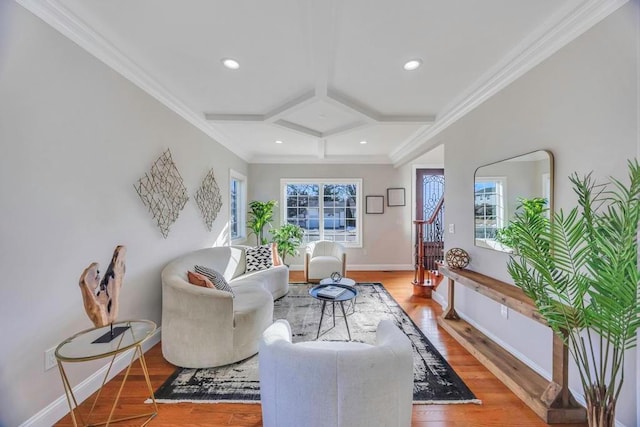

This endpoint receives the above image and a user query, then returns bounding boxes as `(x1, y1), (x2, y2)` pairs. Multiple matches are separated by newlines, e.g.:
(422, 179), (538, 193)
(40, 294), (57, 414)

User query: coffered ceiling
(19, 0), (627, 165)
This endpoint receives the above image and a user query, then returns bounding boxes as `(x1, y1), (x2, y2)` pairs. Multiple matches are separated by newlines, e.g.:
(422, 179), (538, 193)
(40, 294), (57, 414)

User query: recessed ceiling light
(360, 140), (368, 145)
(275, 140), (283, 144)
(221, 58), (240, 70)
(403, 59), (422, 71)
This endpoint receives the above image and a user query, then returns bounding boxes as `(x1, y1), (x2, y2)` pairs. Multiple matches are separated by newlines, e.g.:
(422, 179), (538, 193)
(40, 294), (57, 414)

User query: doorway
(415, 169), (445, 270)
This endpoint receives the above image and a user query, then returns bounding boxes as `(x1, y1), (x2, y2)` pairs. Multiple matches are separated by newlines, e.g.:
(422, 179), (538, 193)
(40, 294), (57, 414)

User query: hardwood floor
(54, 270), (586, 426)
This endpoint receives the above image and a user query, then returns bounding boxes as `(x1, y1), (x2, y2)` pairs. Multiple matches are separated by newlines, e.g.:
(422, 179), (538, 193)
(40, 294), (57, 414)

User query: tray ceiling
(20, 0), (627, 165)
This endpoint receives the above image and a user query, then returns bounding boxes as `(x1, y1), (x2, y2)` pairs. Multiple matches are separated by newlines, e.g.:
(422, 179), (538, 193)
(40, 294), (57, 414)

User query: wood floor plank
(54, 270), (586, 427)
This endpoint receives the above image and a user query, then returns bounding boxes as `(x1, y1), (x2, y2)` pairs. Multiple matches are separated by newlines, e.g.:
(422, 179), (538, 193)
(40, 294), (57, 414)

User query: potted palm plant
(504, 160), (639, 427)
(270, 223), (304, 265)
(247, 200), (277, 246)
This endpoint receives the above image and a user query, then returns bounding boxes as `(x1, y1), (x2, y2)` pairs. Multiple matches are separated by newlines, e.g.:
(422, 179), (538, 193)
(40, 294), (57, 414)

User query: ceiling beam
(378, 115), (436, 124)
(317, 140), (326, 159)
(250, 153), (391, 165)
(308, 0), (339, 97)
(273, 120), (322, 138)
(325, 90), (380, 123)
(263, 90), (316, 123)
(322, 122), (372, 138)
(204, 113), (264, 122)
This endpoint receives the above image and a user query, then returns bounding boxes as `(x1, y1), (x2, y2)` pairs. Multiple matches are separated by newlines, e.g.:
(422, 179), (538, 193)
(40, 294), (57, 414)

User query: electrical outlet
(45, 347), (58, 371)
(448, 224), (455, 233)
(500, 304), (509, 319)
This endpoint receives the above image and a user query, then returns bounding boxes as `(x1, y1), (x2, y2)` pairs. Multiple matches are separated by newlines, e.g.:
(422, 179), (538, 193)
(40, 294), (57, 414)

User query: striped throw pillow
(194, 265), (234, 297)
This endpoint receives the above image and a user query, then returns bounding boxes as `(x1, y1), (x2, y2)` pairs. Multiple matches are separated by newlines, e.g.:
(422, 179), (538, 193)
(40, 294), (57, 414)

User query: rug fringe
(146, 398), (482, 405)
(146, 398), (261, 404)
(413, 399), (482, 405)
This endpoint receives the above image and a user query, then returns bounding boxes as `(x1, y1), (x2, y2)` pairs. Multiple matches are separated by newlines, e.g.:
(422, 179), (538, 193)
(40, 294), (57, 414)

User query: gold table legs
(57, 344), (158, 426)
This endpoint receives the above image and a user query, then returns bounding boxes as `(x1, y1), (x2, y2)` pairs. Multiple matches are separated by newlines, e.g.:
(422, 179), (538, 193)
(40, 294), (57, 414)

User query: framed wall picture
(366, 195), (384, 214)
(387, 188), (406, 207)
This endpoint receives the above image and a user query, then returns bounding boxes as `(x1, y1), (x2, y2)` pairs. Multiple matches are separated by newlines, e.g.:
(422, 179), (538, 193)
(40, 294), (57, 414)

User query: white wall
(0, 2), (247, 425)
(248, 163), (413, 269)
(436, 2), (639, 426)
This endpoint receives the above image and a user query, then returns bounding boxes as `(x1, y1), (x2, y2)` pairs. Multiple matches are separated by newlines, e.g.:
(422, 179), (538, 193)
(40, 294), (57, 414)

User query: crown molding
(248, 154), (392, 165)
(16, 0), (250, 161)
(391, 0), (629, 167)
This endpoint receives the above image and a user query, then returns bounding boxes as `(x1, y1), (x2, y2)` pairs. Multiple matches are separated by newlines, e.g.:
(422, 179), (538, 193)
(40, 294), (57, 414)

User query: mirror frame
(473, 150), (554, 253)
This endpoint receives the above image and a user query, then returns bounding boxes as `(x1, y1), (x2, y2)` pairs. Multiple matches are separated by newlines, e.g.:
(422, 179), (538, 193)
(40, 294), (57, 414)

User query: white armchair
(258, 319), (414, 427)
(304, 240), (346, 283)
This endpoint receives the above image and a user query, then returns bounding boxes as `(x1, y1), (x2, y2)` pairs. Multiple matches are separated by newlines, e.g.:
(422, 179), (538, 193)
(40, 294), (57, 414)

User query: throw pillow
(271, 242), (282, 266)
(246, 245), (273, 272)
(187, 271), (214, 288)
(194, 265), (235, 296)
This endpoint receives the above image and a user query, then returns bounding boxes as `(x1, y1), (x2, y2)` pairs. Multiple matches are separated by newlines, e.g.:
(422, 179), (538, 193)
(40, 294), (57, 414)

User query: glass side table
(55, 319), (158, 426)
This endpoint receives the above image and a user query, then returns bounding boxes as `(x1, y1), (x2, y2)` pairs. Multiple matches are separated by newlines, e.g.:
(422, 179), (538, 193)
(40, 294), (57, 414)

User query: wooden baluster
(413, 221), (426, 287)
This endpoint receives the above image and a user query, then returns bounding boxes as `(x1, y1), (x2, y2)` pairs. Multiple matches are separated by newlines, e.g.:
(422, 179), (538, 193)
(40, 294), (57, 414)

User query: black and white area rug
(153, 283), (480, 404)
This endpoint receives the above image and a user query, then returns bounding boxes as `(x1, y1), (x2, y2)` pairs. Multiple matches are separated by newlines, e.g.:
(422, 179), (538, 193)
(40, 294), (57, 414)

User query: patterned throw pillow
(194, 265), (234, 296)
(246, 245), (273, 272)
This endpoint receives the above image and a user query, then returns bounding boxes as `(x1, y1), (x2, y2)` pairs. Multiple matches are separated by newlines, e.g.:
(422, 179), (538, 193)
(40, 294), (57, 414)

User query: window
(474, 178), (506, 240)
(281, 179), (362, 247)
(230, 170), (247, 242)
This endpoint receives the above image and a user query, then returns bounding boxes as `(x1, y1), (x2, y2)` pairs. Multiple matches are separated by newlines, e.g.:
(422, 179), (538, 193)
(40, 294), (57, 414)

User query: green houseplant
(504, 160), (640, 427)
(270, 223), (304, 265)
(247, 200), (277, 246)
(495, 197), (547, 251)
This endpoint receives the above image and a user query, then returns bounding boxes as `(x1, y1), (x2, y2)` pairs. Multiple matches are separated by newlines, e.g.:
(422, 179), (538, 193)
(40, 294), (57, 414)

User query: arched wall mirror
(474, 150), (554, 253)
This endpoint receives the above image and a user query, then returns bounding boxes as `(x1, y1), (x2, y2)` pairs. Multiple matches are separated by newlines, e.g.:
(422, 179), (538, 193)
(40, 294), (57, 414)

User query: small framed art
(366, 195), (384, 214)
(387, 188), (405, 207)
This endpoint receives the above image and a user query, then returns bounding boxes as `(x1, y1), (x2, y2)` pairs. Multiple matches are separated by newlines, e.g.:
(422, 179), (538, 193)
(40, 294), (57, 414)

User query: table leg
(316, 300), (327, 339)
(339, 301), (351, 341)
(58, 361), (83, 427)
(138, 347), (158, 419)
(332, 302), (336, 327)
(58, 346), (158, 427)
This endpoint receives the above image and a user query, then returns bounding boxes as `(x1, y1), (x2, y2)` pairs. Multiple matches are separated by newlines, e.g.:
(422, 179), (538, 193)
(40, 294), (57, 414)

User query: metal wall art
(195, 168), (223, 231)
(134, 149), (189, 238)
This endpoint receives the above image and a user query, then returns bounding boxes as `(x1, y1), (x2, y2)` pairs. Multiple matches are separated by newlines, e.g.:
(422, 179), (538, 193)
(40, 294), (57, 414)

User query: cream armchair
(304, 240), (346, 283)
(258, 319), (414, 427)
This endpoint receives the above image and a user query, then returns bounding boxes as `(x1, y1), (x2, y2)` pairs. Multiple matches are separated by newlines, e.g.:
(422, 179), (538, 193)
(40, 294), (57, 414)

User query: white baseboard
(288, 264), (413, 272)
(21, 327), (162, 427)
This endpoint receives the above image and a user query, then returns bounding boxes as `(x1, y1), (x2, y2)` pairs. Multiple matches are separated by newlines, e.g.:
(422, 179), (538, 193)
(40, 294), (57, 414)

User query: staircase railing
(413, 196), (444, 286)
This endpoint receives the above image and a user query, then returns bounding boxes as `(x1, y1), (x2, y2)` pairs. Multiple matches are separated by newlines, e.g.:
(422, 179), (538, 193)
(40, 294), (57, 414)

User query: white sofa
(161, 246), (289, 368)
(259, 319), (414, 427)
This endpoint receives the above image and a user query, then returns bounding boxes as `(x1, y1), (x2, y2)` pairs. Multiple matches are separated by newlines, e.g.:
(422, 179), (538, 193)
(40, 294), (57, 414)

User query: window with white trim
(230, 170), (247, 242)
(281, 179), (362, 247)
(474, 177), (506, 240)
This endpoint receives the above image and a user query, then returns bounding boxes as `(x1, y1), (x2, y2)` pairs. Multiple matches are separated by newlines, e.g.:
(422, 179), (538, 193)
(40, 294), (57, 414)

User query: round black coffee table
(309, 284), (358, 340)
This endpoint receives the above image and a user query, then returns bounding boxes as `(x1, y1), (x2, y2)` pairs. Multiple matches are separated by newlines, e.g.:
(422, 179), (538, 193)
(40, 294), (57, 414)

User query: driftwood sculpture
(79, 245), (126, 328)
